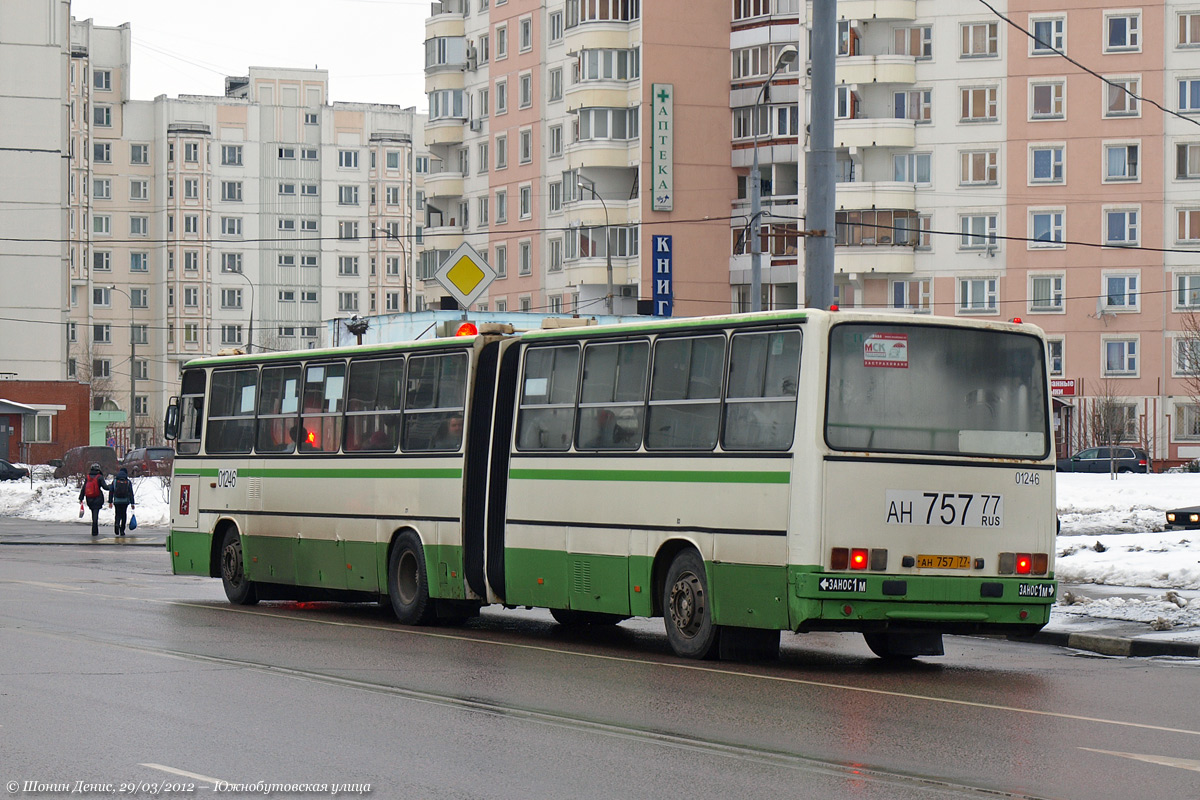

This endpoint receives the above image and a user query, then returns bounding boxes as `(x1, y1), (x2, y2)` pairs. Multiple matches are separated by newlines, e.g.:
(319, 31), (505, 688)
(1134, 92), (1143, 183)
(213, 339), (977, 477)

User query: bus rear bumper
(789, 570), (1055, 635)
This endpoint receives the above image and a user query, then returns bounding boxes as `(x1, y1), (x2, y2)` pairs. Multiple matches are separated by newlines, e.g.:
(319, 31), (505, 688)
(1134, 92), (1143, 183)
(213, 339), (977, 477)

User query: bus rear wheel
(388, 531), (435, 625)
(663, 550), (718, 659)
(220, 528), (258, 606)
(550, 608), (629, 626)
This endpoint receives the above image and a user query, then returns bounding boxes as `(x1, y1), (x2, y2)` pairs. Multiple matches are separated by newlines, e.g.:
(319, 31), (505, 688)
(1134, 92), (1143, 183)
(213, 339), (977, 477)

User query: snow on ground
(2, 469), (1199, 632)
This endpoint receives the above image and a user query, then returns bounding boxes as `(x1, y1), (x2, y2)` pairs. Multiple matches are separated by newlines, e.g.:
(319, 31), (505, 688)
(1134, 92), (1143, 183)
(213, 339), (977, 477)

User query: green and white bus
(164, 309), (1057, 660)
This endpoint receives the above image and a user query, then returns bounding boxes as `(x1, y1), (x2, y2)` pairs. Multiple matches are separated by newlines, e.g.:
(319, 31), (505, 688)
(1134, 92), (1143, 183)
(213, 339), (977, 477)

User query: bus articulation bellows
(163, 309), (1057, 661)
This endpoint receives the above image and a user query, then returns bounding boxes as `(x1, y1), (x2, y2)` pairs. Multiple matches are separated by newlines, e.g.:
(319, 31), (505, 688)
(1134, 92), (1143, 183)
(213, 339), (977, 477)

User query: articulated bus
(164, 309), (1057, 660)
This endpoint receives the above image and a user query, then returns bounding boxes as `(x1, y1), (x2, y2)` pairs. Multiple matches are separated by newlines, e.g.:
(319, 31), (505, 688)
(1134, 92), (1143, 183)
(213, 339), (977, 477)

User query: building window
(495, 190), (507, 223)
(478, 196), (490, 226)
(961, 22), (998, 57)
(1104, 273), (1139, 310)
(1031, 81), (1065, 119)
(93, 69), (111, 90)
(130, 216), (148, 237)
(220, 288), (243, 309)
(183, 287), (199, 308)
(519, 17), (532, 51)
(1175, 403), (1200, 439)
(92, 251), (111, 271)
(496, 79), (508, 114)
(495, 135), (507, 169)
(960, 86), (998, 121)
(577, 107), (639, 141)
(519, 240), (532, 275)
(220, 217), (242, 237)
(959, 214), (998, 250)
(385, 185), (401, 205)
(1031, 145), (1065, 183)
(895, 25), (933, 58)
(960, 150), (998, 185)
(1031, 17), (1065, 54)
(338, 292), (359, 313)
(184, 179), (199, 200)
(279, 219), (296, 232)
(1105, 209), (1139, 246)
(93, 288), (111, 309)
(129, 179), (148, 201)
(1178, 143), (1200, 179)
(549, 125), (563, 158)
(93, 142), (111, 163)
(182, 142), (199, 163)
(1106, 13), (1140, 51)
(1030, 211), (1065, 247)
(549, 239), (563, 272)
(93, 105), (112, 127)
(1105, 143), (1140, 181)
(221, 181), (243, 202)
(338, 185), (359, 205)
(339, 256), (359, 276)
(549, 68), (563, 102)
(495, 244), (507, 277)
(519, 129), (532, 163)
(894, 89), (932, 122)
(222, 145), (242, 166)
(93, 215), (111, 235)
(1105, 78), (1139, 117)
(1104, 339), (1138, 376)
(496, 23), (508, 58)
(130, 252), (148, 272)
(338, 149), (359, 169)
(1030, 274), (1065, 311)
(957, 277), (998, 313)
(129, 144), (149, 165)
(1179, 210), (1200, 244)
(220, 325), (243, 346)
(519, 73), (532, 108)
(184, 215), (199, 234)
(339, 221), (359, 240)
(93, 178), (111, 200)
(891, 278), (931, 312)
(893, 153), (931, 184)
(548, 180), (562, 213)
(184, 323), (198, 344)
(184, 250), (199, 270)
(1180, 79), (1200, 113)
(92, 359), (111, 379)
(1176, 273), (1200, 308)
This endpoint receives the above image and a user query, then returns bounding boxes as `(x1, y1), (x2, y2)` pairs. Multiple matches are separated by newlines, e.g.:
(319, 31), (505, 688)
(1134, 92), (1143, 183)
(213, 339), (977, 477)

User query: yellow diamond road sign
(435, 243), (496, 309)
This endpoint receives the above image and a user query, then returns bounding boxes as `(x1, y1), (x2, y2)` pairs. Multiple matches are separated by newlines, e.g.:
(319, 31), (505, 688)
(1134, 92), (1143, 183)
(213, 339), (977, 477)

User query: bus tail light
(831, 547), (849, 570)
(831, 547), (887, 570)
(998, 552), (1049, 575)
(850, 549), (869, 570)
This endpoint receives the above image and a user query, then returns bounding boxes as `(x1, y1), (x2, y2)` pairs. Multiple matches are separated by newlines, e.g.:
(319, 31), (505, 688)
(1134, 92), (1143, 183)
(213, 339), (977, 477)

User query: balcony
(564, 23), (635, 53)
(426, 2), (465, 38)
(836, 0), (916, 21)
(836, 181), (917, 212)
(422, 224), (465, 252)
(565, 139), (639, 169)
(836, 55), (916, 86)
(425, 117), (465, 147)
(564, 83), (638, 114)
(423, 169), (464, 200)
(835, 118), (915, 150)
(569, 197), (636, 228)
(425, 69), (465, 95)
(835, 248), (915, 276)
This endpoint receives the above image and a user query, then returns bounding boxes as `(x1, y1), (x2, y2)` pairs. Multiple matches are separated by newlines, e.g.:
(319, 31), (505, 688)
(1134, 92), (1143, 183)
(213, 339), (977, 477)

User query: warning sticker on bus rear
(885, 490), (1004, 528)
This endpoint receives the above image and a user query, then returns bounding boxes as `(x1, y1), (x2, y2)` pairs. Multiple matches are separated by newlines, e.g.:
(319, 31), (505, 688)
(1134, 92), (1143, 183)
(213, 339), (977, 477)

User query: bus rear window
(825, 323), (1049, 458)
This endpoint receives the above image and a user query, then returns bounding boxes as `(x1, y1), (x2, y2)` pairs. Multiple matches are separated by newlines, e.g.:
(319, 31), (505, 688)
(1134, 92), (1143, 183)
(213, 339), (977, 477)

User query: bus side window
(256, 365), (301, 454)
(345, 357), (404, 452)
(646, 335), (724, 450)
(206, 368), (258, 455)
(516, 345), (580, 451)
(176, 370), (206, 455)
(722, 330), (802, 450)
(402, 352), (467, 451)
(577, 340), (648, 450)
(299, 362), (346, 453)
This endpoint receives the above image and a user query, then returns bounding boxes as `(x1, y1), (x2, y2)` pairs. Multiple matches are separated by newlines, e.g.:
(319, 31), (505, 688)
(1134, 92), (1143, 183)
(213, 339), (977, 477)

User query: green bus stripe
(195, 467), (461, 479)
(509, 468), (789, 484)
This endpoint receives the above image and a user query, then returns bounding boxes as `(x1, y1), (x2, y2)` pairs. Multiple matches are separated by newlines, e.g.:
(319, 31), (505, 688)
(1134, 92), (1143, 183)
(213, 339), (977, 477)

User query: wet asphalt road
(0, 530), (1198, 799)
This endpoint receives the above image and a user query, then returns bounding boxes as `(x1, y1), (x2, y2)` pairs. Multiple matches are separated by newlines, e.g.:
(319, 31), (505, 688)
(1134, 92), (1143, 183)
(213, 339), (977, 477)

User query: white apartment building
(52, 15), (425, 450)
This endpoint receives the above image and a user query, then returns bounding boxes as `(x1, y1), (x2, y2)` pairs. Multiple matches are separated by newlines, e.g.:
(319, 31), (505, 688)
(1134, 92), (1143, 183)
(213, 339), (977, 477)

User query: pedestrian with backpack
(78, 463), (110, 538)
(108, 467), (135, 537)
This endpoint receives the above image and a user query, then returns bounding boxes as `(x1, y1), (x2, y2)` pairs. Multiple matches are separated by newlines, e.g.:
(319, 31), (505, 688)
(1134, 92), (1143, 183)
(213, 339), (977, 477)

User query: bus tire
(663, 549), (718, 659)
(388, 531), (435, 625)
(219, 528), (258, 606)
(549, 608), (629, 626)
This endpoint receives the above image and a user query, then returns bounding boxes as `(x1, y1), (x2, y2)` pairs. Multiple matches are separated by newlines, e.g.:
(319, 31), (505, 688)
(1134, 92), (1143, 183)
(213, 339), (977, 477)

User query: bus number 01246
(885, 490), (1004, 528)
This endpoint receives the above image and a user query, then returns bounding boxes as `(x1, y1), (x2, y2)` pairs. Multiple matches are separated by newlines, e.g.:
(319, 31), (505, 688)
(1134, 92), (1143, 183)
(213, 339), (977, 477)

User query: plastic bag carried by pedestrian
(78, 502), (85, 519)
(129, 514), (137, 531)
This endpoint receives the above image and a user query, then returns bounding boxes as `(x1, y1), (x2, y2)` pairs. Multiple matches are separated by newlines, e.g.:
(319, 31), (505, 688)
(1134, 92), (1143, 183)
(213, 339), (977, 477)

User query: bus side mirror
(163, 398), (180, 441)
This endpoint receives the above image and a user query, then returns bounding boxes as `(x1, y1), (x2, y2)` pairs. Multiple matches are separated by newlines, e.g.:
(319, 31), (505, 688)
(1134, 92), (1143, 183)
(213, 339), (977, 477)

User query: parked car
(52, 446), (120, 480)
(1165, 505), (1200, 529)
(121, 446), (174, 477)
(0, 459), (29, 481)
(1055, 446), (1152, 473)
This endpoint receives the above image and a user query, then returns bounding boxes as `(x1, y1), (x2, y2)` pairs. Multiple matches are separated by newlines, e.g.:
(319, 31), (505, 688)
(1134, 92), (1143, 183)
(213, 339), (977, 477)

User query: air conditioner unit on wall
(618, 286), (637, 298)
(469, 118), (482, 132)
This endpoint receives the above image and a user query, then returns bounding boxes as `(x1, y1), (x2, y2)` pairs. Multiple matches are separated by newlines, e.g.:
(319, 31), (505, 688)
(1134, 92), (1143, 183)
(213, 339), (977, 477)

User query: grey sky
(70, 0), (430, 110)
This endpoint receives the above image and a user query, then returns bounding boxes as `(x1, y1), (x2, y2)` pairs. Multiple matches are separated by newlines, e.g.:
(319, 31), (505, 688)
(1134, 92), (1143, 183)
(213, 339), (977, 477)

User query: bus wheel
(219, 528), (258, 606)
(863, 630), (943, 660)
(388, 531), (435, 625)
(663, 550), (718, 659)
(550, 608), (629, 626)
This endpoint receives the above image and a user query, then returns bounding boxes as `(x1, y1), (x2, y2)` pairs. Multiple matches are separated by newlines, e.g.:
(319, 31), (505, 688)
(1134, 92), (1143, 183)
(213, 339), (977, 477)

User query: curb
(1021, 630), (1200, 658)
(0, 539), (164, 548)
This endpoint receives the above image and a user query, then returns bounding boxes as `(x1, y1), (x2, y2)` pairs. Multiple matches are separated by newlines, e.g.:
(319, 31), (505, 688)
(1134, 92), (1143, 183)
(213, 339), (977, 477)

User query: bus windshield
(825, 322), (1049, 458)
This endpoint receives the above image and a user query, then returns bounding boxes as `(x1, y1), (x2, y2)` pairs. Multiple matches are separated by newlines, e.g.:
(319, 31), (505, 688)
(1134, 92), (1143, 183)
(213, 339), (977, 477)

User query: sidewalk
(0, 517), (1196, 659)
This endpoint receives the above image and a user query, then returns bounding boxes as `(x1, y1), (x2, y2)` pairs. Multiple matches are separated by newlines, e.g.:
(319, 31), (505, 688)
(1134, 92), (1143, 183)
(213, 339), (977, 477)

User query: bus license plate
(885, 490), (1003, 528)
(917, 555), (972, 569)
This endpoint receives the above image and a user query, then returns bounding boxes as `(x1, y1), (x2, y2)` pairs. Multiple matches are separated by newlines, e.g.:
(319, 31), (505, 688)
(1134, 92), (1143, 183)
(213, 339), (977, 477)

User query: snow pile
(0, 473), (172, 527)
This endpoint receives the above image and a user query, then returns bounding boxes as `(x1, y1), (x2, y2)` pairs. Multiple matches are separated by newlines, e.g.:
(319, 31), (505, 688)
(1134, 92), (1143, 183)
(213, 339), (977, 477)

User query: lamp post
(750, 45), (799, 313)
(577, 179), (614, 315)
(229, 269), (254, 353)
(108, 285), (137, 456)
(383, 228), (411, 313)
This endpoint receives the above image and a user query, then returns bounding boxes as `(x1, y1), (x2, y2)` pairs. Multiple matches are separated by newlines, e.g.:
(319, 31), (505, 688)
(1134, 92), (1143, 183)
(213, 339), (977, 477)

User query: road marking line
(10, 581), (1200, 740)
(1078, 748), (1200, 773)
(139, 763), (223, 784)
(6, 580), (84, 591)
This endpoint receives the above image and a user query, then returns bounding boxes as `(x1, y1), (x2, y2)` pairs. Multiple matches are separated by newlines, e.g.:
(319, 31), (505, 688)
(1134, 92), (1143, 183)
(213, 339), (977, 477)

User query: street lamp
(107, 285), (137, 456)
(749, 45), (799, 313)
(576, 179), (614, 315)
(229, 269), (254, 353)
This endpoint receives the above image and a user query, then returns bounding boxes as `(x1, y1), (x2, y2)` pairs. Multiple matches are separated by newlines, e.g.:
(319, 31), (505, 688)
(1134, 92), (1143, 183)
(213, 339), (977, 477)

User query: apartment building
(55, 16), (423, 450)
(419, 0), (736, 317)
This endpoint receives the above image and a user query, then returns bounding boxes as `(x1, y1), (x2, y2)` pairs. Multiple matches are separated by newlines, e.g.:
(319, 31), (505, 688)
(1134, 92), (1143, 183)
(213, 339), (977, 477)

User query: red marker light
(1015, 553), (1032, 575)
(455, 322), (479, 336)
(829, 304), (839, 311)
(850, 548), (868, 570)
(1011, 317), (1023, 324)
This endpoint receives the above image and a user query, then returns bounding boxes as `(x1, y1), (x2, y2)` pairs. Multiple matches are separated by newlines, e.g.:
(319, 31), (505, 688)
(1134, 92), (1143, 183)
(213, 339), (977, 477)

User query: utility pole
(805, 0), (836, 311)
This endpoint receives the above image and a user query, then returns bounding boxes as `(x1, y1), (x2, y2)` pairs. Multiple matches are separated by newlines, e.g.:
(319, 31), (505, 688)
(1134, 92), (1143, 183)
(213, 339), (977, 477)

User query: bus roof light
(1011, 317), (1022, 324)
(455, 322), (479, 337)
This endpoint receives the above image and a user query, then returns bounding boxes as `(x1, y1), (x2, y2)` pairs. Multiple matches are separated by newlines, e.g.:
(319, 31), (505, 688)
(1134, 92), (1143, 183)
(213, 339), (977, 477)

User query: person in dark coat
(108, 467), (135, 537)
(78, 463), (110, 538)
